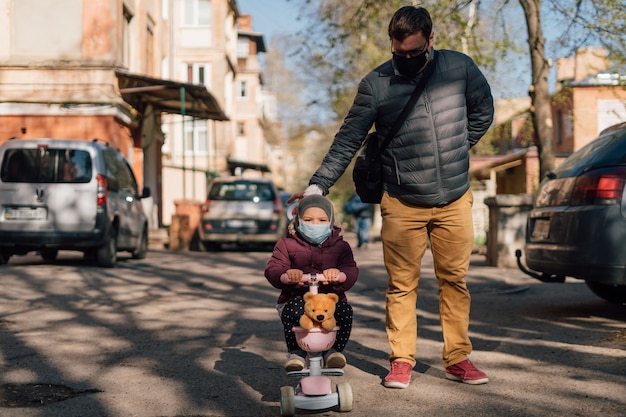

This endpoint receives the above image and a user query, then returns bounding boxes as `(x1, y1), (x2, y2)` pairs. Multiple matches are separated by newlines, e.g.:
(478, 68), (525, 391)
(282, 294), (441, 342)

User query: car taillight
(571, 167), (626, 205)
(97, 174), (107, 206)
(273, 197), (283, 214)
(201, 199), (211, 214)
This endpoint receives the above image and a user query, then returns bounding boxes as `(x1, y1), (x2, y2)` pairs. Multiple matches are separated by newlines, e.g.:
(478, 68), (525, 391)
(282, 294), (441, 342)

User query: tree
(519, 0), (555, 178)
(518, 0), (625, 179)
(299, 0), (509, 118)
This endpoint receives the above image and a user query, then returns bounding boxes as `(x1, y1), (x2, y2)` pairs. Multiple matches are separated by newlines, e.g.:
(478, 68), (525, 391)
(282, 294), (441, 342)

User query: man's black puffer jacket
(310, 49), (494, 207)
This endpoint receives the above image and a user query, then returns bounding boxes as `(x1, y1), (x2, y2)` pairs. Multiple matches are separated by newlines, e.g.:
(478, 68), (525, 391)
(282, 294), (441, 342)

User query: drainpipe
(180, 86), (186, 199)
(191, 99), (196, 200)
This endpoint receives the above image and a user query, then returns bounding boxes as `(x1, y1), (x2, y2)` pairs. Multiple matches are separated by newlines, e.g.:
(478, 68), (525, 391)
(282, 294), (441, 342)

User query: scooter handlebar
(279, 272), (346, 285)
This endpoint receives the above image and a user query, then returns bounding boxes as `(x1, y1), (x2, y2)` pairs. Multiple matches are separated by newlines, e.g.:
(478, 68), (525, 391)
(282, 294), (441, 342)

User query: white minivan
(0, 138), (150, 267)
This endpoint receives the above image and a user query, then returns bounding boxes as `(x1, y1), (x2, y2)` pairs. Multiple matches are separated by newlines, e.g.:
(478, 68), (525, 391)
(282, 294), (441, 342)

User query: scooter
(279, 273), (353, 416)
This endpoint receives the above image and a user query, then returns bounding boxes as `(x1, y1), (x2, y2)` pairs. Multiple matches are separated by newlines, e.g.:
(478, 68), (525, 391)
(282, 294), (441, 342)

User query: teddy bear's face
(302, 292), (338, 325)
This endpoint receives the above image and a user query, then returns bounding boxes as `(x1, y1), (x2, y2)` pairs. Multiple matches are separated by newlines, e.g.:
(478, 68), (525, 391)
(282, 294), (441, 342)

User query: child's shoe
(324, 349), (347, 368)
(284, 352), (306, 372)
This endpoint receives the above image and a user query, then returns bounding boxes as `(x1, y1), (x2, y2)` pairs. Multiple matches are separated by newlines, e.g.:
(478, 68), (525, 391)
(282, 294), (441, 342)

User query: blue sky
(237, 0), (305, 40)
(235, 1), (572, 103)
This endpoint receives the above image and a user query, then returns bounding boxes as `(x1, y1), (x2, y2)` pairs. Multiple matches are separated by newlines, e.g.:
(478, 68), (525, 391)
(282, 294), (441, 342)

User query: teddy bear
(299, 292), (339, 331)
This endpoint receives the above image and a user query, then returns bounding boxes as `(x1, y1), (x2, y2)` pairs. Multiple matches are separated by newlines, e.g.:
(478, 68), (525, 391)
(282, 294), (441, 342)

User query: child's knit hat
(297, 195), (334, 224)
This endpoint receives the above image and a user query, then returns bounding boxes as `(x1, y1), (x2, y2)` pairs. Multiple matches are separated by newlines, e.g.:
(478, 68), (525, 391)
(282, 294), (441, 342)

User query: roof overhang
(239, 30), (266, 53)
(470, 148), (530, 180)
(227, 158), (270, 175)
(115, 69), (229, 121)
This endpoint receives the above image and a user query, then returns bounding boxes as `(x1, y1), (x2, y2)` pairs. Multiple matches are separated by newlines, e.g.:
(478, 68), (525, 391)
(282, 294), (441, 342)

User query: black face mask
(392, 51), (429, 78)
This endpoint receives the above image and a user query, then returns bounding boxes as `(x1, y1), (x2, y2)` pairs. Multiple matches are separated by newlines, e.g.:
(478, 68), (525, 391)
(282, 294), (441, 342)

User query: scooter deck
(287, 369), (344, 377)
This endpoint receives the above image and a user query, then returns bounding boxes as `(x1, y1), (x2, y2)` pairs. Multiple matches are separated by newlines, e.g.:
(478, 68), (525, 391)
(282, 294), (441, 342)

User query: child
(265, 194), (358, 371)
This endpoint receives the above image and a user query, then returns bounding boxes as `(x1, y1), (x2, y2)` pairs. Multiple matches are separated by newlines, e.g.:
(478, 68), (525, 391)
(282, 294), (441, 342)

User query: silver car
(0, 138), (150, 267)
(519, 123), (626, 303)
(198, 177), (286, 250)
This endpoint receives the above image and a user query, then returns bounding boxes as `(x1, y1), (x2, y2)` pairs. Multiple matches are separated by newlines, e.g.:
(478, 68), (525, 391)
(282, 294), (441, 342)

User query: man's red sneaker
(383, 361), (412, 389)
(445, 359), (489, 384)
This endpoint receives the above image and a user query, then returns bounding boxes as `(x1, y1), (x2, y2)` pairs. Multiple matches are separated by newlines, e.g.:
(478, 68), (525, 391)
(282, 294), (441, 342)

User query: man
(291, 6), (494, 389)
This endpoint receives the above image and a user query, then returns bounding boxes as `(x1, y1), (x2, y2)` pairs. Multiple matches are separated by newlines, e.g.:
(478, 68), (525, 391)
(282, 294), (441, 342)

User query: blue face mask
(297, 221), (332, 245)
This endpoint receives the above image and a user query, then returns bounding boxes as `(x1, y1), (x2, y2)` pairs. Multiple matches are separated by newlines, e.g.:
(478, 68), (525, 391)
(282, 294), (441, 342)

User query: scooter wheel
(280, 385), (295, 417)
(336, 382), (353, 412)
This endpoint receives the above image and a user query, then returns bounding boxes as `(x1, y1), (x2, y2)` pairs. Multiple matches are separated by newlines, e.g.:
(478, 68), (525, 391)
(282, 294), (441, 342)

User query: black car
(518, 123), (626, 303)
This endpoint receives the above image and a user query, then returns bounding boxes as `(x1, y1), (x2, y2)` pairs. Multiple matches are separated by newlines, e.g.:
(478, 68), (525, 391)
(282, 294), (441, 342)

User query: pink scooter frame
(279, 273), (353, 416)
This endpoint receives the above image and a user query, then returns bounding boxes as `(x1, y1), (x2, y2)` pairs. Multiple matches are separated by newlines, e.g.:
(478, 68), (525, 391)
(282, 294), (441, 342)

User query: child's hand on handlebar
(285, 269), (304, 286)
(322, 268), (340, 283)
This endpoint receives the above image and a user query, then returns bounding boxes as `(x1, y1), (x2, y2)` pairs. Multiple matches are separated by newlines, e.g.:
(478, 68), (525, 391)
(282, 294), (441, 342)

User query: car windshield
(554, 129), (626, 177)
(209, 181), (275, 202)
(0, 148), (92, 183)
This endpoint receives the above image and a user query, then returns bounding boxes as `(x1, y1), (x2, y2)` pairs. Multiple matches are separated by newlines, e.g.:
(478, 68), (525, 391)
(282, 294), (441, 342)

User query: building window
(186, 63), (211, 87)
(183, 0), (211, 26)
(184, 129), (194, 153)
(237, 122), (245, 136)
(122, 7), (134, 69)
(237, 39), (250, 58)
(184, 126), (209, 155)
(146, 25), (154, 76)
(237, 80), (247, 98)
(555, 111), (563, 145)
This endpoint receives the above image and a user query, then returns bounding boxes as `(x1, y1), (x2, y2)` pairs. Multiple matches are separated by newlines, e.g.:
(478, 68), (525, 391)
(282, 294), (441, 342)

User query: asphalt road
(0, 233), (624, 417)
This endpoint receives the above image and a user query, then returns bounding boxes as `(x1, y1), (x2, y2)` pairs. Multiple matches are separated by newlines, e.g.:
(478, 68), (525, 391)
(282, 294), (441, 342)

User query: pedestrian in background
(289, 5), (494, 389)
(344, 193), (374, 249)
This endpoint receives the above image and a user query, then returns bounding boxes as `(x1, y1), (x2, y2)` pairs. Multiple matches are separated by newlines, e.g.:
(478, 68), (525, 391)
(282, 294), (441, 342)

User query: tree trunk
(519, 0), (555, 181)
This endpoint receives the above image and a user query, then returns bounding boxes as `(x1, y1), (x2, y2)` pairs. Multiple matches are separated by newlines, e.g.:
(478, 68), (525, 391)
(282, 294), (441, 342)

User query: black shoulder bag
(352, 56), (437, 203)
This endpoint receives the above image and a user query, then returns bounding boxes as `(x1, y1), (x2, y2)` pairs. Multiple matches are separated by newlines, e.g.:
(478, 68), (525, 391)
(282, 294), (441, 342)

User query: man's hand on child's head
(287, 184), (323, 203)
(323, 268), (340, 283)
(286, 191), (304, 203)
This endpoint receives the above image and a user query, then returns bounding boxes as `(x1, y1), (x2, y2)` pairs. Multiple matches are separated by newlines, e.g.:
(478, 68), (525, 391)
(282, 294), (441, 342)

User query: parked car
(517, 123), (626, 303)
(0, 138), (150, 267)
(198, 177), (287, 250)
(279, 189), (292, 207)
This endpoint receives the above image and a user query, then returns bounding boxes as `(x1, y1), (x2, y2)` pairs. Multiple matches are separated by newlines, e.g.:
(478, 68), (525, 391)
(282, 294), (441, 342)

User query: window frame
(182, 0), (211, 27)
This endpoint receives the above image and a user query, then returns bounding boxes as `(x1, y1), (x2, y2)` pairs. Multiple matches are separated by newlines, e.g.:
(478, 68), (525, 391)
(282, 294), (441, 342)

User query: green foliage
(297, 0), (513, 121)
(275, 0), (625, 195)
(473, 125), (507, 156)
(545, 0), (626, 67)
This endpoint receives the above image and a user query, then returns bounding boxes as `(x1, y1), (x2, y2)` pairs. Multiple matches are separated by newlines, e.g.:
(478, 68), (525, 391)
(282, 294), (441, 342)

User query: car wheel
(40, 249), (59, 261)
(97, 227), (118, 267)
(0, 248), (12, 265)
(585, 281), (626, 304)
(202, 241), (221, 251)
(132, 228), (148, 259)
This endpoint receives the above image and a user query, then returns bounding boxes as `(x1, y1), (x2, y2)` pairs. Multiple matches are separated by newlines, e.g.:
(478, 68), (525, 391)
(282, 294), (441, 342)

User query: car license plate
(226, 219), (255, 228)
(531, 218), (550, 240)
(4, 207), (47, 221)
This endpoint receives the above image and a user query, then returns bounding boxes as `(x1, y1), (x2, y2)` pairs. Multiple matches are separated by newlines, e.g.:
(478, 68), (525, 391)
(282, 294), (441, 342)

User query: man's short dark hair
(388, 6), (432, 41)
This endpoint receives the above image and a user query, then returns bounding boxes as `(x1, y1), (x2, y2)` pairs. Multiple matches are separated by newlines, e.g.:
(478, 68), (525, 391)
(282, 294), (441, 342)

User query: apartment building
(0, 0), (272, 228)
(160, 0), (270, 225)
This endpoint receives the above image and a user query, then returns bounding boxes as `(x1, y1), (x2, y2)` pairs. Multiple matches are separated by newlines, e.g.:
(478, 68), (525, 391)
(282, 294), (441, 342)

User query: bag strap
(369, 53), (438, 163)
